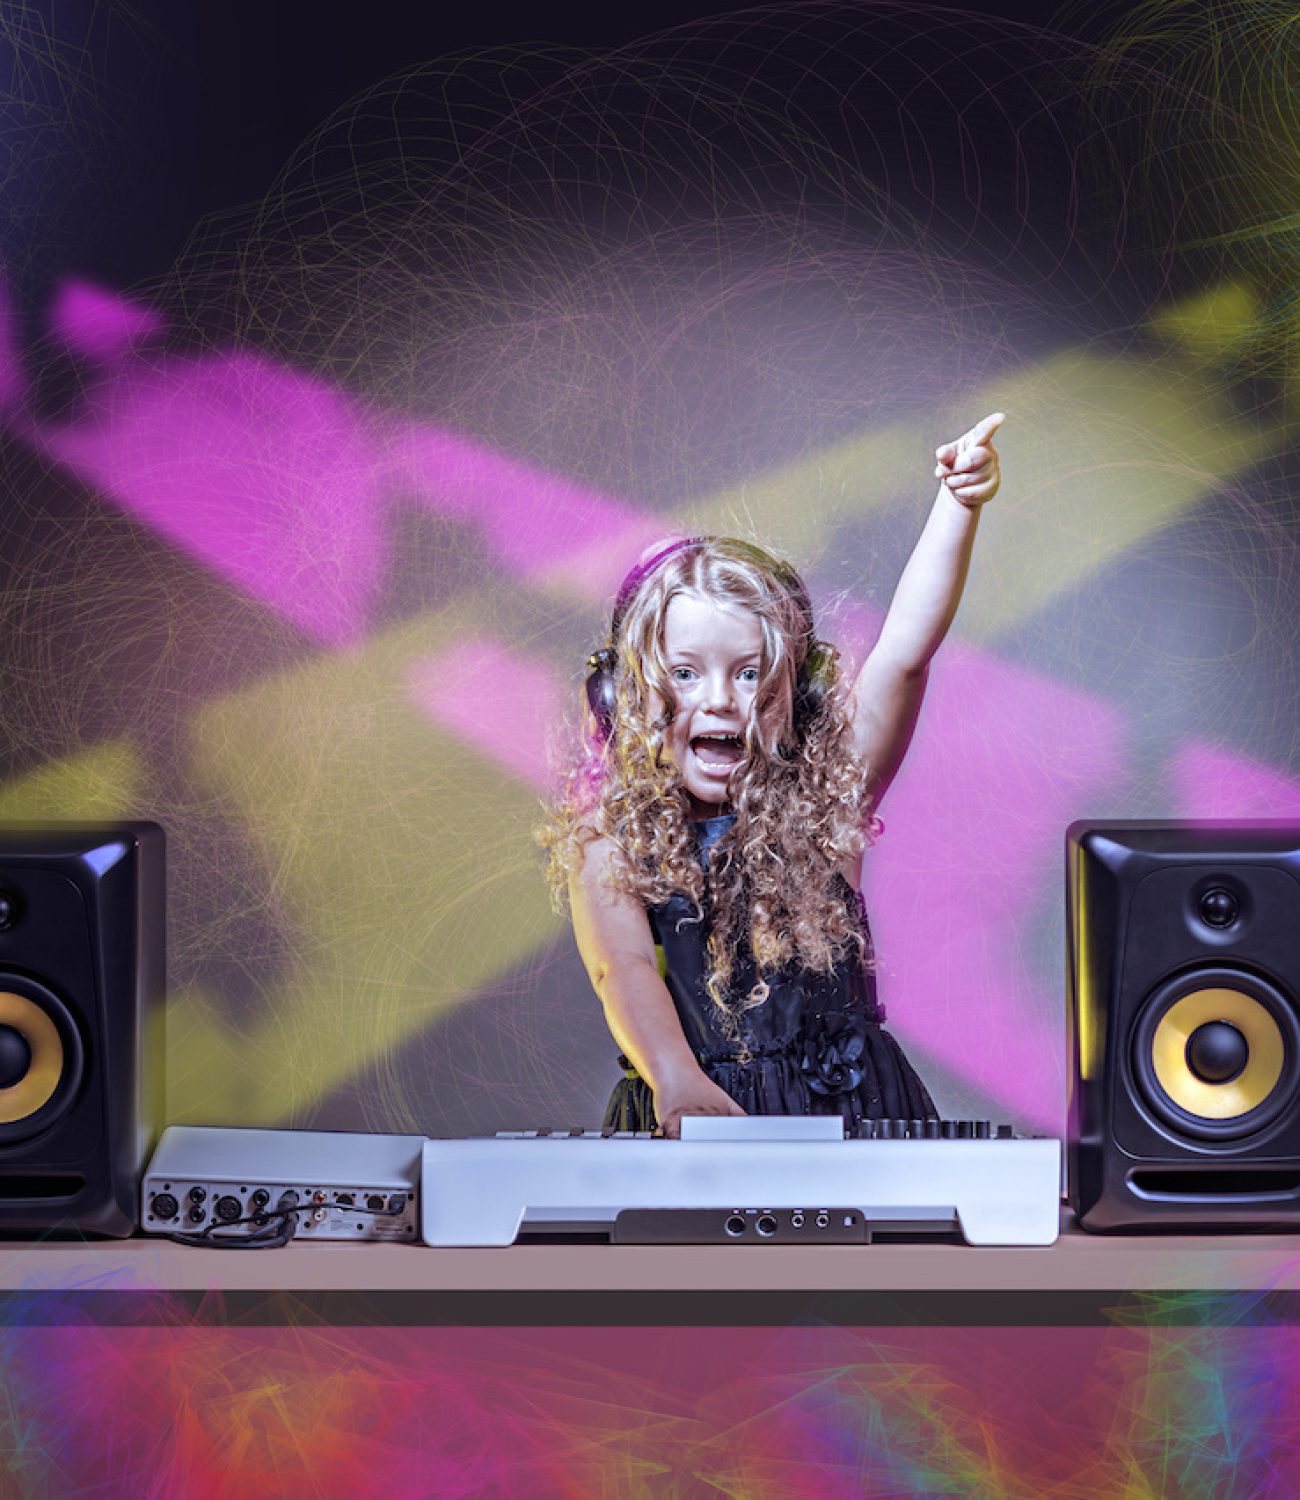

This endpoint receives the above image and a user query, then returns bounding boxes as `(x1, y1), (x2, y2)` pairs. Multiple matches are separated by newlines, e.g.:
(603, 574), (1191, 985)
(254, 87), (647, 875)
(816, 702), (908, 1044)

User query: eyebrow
(666, 650), (762, 666)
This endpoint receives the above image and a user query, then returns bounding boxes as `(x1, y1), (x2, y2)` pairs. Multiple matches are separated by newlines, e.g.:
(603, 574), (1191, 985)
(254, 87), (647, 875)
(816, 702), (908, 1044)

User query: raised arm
(849, 412), (1004, 806)
(570, 834), (745, 1137)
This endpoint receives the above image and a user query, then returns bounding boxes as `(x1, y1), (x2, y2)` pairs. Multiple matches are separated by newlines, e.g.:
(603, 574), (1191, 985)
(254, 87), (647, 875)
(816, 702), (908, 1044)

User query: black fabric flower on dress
(799, 1012), (867, 1096)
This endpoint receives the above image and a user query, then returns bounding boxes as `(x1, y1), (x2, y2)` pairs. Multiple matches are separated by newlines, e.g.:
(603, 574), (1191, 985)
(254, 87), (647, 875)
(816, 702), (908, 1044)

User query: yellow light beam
(1148, 280), (1261, 363)
(168, 601), (564, 1123)
(0, 741), (144, 820)
(682, 343), (1280, 642)
(944, 349), (1279, 641)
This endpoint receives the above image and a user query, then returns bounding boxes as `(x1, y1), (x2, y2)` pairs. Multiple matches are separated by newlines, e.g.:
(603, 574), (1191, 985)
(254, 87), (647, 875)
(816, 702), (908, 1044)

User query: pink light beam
(838, 605), (1129, 1132)
(407, 638), (568, 793)
(1169, 739), (1300, 819)
(48, 278), (166, 362)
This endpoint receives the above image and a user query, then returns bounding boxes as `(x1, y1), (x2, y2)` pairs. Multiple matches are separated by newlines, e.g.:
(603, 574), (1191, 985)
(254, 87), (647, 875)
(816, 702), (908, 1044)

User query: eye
(670, 666), (697, 683)
(738, 666), (760, 684)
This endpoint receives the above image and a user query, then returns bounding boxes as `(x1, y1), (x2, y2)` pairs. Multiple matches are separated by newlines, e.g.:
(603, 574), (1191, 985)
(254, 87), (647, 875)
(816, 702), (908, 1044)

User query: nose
(701, 670), (736, 712)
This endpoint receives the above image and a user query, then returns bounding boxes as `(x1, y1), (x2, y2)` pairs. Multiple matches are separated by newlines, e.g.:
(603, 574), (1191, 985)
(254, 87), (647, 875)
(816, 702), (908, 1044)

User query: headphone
(585, 536), (835, 745)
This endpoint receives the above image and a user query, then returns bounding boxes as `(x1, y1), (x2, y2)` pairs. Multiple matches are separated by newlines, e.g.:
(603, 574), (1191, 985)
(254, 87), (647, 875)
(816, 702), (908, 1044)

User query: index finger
(964, 411), (1005, 448)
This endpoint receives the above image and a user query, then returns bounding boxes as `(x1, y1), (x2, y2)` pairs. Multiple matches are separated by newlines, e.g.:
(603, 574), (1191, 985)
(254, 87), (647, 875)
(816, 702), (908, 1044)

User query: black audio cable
(167, 1190), (303, 1249)
(166, 1191), (408, 1249)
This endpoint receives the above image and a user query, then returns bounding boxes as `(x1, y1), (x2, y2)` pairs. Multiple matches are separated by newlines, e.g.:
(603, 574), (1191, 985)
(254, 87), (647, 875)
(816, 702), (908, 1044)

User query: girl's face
(658, 592), (764, 817)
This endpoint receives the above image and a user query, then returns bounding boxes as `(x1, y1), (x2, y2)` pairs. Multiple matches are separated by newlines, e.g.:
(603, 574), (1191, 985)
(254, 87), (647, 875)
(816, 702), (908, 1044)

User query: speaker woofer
(1132, 968), (1298, 1142)
(0, 979), (85, 1138)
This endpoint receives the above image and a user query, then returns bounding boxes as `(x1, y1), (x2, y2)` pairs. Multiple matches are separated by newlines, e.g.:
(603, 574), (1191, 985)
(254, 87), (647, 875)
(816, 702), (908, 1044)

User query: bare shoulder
(569, 830), (658, 967)
(570, 826), (620, 897)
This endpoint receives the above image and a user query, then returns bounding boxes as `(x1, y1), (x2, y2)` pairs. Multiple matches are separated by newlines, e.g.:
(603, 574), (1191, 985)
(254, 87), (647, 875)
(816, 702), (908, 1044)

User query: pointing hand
(934, 411), (1004, 508)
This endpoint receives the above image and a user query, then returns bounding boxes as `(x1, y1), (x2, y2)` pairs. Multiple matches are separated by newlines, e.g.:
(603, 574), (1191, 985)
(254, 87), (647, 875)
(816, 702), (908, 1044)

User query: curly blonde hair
(541, 537), (878, 1026)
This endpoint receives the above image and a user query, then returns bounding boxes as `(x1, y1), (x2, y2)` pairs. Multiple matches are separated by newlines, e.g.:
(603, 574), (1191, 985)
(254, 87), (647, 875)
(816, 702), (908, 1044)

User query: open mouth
(690, 733), (745, 769)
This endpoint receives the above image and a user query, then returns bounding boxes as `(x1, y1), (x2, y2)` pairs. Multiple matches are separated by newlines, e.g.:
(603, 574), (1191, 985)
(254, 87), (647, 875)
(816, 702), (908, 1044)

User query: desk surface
(4, 1212), (1300, 1295)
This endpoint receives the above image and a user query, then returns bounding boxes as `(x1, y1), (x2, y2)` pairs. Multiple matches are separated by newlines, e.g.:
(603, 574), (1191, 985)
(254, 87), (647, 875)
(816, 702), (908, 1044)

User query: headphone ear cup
(585, 649), (618, 743)
(793, 641), (835, 736)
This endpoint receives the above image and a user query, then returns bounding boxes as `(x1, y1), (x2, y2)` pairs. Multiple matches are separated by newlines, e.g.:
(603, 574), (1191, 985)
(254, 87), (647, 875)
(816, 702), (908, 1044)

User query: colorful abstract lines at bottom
(0, 1316), (1293, 1498)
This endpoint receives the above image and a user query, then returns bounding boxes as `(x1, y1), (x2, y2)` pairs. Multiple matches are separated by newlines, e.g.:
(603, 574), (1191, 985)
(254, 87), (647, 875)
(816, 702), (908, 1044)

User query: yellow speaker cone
(0, 991), (64, 1124)
(1150, 987), (1284, 1120)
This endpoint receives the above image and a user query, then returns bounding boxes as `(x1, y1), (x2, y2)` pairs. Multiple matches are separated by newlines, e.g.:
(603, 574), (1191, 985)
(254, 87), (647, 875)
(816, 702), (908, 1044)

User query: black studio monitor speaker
(0, 823), (164, 1237)
(1068, 820), (1300, 1232)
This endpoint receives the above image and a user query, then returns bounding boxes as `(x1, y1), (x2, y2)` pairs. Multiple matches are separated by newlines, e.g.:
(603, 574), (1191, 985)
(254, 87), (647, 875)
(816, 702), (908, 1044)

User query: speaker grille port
(1131, 1169), (1300, 1198)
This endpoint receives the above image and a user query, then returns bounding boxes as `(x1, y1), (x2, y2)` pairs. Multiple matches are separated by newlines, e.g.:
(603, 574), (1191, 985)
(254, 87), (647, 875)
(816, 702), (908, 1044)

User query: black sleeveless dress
(603, 813), (937, 1131)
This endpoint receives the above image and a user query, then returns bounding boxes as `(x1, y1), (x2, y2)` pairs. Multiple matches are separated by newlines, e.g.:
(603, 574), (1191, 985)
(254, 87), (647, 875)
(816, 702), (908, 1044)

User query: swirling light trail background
(3, 0), (1300, 1490)
(5, 3), (1298, 1136)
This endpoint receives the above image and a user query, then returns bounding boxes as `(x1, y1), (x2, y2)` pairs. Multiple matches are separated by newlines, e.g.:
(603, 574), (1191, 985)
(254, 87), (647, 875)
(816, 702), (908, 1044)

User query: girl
(544, 413), (1004, 1137)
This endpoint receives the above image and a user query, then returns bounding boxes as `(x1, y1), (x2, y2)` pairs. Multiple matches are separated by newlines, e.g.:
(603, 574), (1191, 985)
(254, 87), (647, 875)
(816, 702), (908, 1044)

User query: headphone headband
(609, 536), (707, 643)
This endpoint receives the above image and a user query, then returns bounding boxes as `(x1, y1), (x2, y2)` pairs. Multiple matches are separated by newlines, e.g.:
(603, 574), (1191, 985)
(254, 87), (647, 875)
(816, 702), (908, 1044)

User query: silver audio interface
(142, 1126), (423, 1242)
